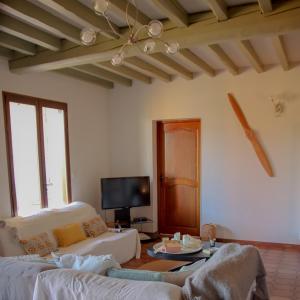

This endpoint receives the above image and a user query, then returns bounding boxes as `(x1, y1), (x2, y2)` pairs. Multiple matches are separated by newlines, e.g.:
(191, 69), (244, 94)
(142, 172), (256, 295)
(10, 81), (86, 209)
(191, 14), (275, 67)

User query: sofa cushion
(33, 269), (183, 300)
(0, 257), (57, 300)
(53, 223), (87, 247)
(107, 259), (206, 287)
(0, 226), (25, 256)
(56, 229), (141, 264)
(19, 232), (57, 256)
(1, 202), (97, 256)
(83, 216), (107, 237)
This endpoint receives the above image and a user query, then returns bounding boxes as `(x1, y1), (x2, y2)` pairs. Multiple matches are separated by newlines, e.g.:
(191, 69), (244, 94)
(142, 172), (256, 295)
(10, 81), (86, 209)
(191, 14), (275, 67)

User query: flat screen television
(101, 176), (150, 209)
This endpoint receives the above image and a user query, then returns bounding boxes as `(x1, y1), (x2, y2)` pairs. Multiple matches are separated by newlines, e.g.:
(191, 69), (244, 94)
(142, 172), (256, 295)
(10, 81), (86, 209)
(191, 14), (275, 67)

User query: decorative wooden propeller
(227, 93), (274, 177)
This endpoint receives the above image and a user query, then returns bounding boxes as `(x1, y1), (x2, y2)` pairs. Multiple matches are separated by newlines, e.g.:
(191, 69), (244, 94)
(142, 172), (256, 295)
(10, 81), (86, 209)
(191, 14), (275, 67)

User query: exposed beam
(73, 64), (132, 87)
(204, 0), (228, 21)
(108, 0), (150, 27)
(0, 13), (61, 51)
(0, 0), (81, 44)
(238, 40), (264, 73)
(272, 35), (289, 71)
(258, 0), (272, 13)
(35, 0), (119, 39)
(8, 1), (300, 72)
(151, 0), (188, 27)
(0, 32), (36, 55)
(0, 45), (13, 58)
(149, 53), (193, 80)
(98, 62), (152, 84)
(124, 57), (172, 82)
(178, 49), (215, 77)
(54, 68), (114, 89)
(209, 44), (239, 75)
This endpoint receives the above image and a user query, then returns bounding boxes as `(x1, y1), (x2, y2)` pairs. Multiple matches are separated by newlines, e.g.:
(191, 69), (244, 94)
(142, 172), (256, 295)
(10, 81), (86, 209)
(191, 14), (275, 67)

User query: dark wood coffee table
(147, 241), (223, 262)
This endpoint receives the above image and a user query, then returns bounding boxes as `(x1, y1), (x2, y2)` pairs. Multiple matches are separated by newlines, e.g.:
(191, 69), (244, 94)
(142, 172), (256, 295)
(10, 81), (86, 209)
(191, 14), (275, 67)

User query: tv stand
(114, 207), (131, 228)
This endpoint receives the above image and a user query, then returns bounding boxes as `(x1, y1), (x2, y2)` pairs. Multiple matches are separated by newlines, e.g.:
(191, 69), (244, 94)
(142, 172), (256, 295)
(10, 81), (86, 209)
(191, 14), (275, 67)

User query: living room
(0, 0), (299, 299)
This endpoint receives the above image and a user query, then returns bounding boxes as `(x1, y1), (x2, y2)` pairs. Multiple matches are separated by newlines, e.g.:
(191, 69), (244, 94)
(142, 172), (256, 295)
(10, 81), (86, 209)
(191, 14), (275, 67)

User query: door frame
(156, 118), (201, 236)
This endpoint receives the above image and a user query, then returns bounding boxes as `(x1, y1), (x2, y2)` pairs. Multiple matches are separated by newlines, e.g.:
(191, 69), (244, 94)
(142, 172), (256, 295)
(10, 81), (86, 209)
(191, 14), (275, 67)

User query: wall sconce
(271, 97), (285, 117)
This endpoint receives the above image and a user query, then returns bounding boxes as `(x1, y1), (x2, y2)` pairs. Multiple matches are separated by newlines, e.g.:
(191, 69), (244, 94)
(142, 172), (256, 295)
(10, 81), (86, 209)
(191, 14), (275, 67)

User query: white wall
(0, 58), (110, 218)
(1, 55), (299, 245)
(109, 66), (300, 244)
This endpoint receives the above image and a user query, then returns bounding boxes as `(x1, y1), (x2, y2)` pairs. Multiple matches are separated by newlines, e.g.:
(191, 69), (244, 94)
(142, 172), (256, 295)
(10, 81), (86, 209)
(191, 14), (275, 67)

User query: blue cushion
(107, 268), (162, 282)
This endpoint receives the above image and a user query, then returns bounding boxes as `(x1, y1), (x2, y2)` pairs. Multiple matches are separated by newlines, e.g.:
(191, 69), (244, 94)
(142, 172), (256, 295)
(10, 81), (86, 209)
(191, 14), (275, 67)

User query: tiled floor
(259, 246), (300, 300)
(123, 242), (300, 300)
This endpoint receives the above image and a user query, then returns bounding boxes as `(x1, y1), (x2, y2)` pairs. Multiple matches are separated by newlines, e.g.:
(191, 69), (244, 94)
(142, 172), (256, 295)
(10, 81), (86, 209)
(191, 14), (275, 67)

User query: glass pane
(10, 102), (42, 216)
(42, 107), (68, 208)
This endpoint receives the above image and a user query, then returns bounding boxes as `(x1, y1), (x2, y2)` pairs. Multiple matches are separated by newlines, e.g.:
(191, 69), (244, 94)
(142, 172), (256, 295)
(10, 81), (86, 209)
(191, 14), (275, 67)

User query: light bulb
(80, 28), (97, 46)
(144, 40), (156, 54)
(93, 0), (109, 16)
(111, 52), (124, 66)
(147, 20), (163, 38)
(166, 42), (179, 55)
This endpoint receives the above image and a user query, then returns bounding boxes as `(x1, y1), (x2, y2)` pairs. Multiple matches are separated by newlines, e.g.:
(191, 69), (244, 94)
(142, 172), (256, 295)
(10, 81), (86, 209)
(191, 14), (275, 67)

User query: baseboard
(217, 238), (300, 250)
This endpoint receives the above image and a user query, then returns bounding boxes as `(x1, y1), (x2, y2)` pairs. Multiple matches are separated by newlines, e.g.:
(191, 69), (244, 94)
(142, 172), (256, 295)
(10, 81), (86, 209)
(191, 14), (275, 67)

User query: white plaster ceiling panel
(177, 0), (210, 13)
(29, 0), (84, 30)
(250, 36), (278, 65)
(132, 0), (166, 20)
(173, 52), (204, 73)
(190, 46), (225, 70)
(218, 41), (250, 67)
(139, 53), (190, 76)
(283, 31), (300, 63)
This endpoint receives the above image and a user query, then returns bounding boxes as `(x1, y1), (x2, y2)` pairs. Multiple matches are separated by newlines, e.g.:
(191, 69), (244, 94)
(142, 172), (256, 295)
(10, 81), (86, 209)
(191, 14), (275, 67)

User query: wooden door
(157, 120), (200, 236)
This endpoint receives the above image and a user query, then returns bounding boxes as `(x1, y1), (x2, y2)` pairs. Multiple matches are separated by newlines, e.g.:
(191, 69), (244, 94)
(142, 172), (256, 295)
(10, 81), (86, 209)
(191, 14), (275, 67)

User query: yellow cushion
(53, 223), (87, 247)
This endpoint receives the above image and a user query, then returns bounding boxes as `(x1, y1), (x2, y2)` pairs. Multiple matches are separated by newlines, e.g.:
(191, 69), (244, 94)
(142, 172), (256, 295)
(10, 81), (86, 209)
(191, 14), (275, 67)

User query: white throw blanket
(54, 253), (121, 275)
(182, 243), (269, 300)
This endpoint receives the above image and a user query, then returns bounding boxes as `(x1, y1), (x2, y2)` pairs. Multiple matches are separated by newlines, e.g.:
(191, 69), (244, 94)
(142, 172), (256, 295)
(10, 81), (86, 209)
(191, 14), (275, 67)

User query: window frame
(3, 91), (72, 216)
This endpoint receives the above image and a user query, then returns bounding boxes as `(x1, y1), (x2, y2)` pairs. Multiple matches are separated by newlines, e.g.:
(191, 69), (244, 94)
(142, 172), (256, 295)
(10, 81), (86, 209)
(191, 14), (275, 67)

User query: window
(3, 92), (71, 216)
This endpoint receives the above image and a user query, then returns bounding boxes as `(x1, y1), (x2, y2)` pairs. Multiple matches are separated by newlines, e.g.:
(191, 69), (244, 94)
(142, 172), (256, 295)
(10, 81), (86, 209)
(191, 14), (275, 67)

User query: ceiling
(0, 0), (300, 89)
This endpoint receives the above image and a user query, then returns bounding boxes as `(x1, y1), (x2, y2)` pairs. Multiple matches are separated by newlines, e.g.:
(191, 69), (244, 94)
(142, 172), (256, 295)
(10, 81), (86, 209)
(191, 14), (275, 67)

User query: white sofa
(0, 243), (268, 300)
(0, 202), (140, 264)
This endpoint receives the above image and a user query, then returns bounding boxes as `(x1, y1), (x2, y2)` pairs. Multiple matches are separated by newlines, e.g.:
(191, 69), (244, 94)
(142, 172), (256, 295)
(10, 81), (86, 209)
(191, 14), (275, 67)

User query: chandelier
(80, 0), (180, 66)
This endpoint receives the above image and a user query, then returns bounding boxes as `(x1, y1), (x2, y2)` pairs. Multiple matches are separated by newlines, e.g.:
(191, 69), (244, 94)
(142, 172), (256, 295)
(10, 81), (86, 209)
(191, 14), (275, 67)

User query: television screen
(101, 176), (150, 209)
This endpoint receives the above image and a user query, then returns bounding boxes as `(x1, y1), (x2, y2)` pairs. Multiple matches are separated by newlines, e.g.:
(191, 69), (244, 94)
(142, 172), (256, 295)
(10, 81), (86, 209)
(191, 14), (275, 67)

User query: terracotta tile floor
(259, 246), (300, 300)
(123, 242), (300, 300)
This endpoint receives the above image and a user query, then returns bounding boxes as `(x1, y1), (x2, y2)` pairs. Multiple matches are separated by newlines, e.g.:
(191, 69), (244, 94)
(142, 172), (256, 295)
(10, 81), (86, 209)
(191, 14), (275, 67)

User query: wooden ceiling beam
(0, 13), (61, 51)
(0, 32), (36, 55)
(8, 1), (300, 72)
(149, 53), (193, 80)
(209, 44), (239, 75)
(98, 62), (152, 84)
(0, 0), (82, 44)
(124, 57), (172, 82)
(0, 45), (13, 58)
(204, 0), (228, 21)
(272, 35), (289, 71)
(257, 0), (272, 14)
(151, 0), (188, 27)
(54, 68), (114, 89)
(238, 40), (264, 73)
(73, 64), (132, 87)
(35, 0), (119, 39)
(108, 0), (150, 27)
(178, 49), (215, 77)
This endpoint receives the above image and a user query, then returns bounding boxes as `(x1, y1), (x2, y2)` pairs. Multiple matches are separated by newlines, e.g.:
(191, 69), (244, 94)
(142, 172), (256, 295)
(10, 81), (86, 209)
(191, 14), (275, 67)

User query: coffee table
(147, 241), (223, 263)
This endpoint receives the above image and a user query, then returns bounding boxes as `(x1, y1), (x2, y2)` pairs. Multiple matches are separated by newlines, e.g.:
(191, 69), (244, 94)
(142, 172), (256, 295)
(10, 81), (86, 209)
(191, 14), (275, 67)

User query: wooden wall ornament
(227, 93), (274, 177)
